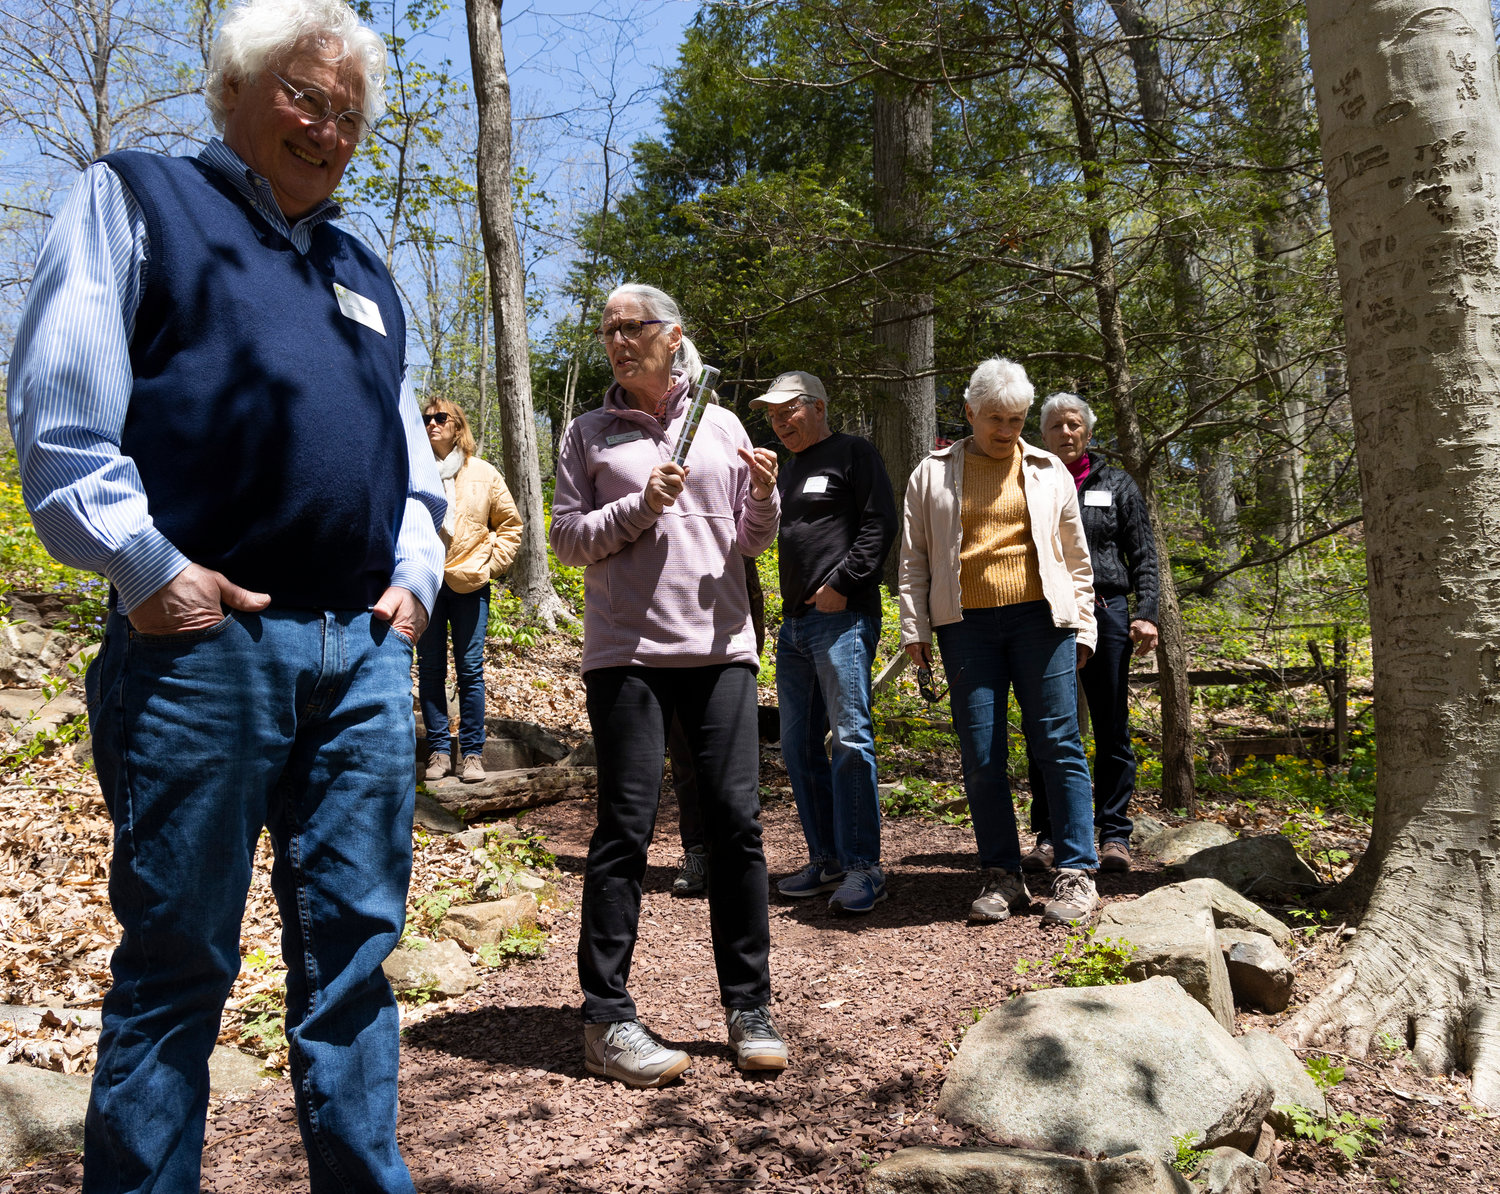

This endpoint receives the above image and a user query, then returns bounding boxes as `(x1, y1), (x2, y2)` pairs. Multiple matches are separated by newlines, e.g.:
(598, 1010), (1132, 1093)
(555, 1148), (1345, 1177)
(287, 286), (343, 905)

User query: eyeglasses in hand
(421, 412), (450, 425)
(917, 665), (947, 704)
(594, 319), (666, 344)
(270, 71), (368, 140)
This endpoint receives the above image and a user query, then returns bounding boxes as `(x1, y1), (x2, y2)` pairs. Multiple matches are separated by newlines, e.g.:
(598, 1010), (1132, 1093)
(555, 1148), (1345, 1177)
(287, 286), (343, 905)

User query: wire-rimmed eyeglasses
(270, 71), (368, 140)
(594, 318), (665, 344)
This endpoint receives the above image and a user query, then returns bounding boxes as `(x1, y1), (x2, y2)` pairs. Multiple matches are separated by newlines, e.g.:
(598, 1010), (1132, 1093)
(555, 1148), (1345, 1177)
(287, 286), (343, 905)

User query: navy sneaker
(776, 862), (845, 898)
(827, 865), (888, 914)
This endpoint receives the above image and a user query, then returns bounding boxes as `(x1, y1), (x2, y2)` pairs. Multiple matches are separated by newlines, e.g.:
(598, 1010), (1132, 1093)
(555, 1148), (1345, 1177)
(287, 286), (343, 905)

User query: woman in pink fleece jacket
(550, 283), (785, 1088)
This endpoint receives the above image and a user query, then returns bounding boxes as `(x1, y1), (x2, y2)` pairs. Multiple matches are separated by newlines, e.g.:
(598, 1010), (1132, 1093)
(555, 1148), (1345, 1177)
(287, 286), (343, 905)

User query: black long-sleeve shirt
(776, 432), (898, 619)
(1076, 455), (1160, 624)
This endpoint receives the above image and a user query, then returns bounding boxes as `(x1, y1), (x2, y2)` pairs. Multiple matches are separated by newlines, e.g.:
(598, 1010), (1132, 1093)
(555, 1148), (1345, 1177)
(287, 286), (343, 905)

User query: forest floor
(3, 631), (1498, 1193)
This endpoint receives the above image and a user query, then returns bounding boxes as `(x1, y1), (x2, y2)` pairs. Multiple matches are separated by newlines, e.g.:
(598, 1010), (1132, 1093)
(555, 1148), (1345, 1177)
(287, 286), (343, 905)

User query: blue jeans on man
(84, 609), (418, 1194)
(777, 610), (882, 873)
(417, 581), (490, 760)
(935, 601), (1098, 873)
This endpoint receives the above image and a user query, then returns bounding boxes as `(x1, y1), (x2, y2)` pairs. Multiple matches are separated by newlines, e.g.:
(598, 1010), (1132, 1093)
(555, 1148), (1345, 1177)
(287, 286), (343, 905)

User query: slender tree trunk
(871, 78), (936, 588)
(465, 0), (572, 626)
(476, 256), (491, 456)
(1062, 4), (1196, 813)
(1290, 0), (1500, 1105)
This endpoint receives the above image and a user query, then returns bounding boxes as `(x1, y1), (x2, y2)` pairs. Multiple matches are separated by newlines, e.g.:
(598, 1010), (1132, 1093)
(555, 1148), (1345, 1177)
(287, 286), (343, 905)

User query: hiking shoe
(828, 866), (887, 915)
(423, 753), (451, 781)
(460, 754), (485, 783)
(672, 846), (708, 898)
(776, 862), (844, 898)
(969, 868), (1031, 924)
(583, 1019), (691, 1088)
(1098, 840), (1132, 872)
(1021, 839), (1054, 872)
(726, 1005), (788, 1072)
(1044, 868), (1099, 926)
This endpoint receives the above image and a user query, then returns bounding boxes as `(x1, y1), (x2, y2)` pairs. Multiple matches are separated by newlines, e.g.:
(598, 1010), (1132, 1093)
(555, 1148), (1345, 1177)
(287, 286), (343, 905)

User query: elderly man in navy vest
(6, 1), (444, 1190)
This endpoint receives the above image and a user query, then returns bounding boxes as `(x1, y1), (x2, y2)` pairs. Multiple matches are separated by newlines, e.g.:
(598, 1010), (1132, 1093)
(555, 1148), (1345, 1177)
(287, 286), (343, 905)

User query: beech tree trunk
(465, 0), (573, 627)
(871, 79), (936, 589)
(1291, 0), (1500, 1105)
(1061, 4), (1196, 813)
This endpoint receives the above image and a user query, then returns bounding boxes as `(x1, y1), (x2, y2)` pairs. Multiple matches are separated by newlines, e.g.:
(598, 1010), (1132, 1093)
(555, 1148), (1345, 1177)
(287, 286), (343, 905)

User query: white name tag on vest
(333, 283), (387, 336)
(802, 475), (829, 494)
(1084, 489), (1113, 507)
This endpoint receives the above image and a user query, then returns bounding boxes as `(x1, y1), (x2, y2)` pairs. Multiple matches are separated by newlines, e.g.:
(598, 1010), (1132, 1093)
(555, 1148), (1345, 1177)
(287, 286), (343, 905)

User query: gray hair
(964, 357), (1034, 417)
(605, 283), (705, 384)
(206, 0), (388, 136)
(1039, 391), (1097, 434)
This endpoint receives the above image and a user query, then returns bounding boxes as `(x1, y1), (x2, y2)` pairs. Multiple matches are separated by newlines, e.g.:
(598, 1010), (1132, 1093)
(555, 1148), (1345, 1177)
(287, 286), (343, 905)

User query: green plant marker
(670, 365), (721, 467)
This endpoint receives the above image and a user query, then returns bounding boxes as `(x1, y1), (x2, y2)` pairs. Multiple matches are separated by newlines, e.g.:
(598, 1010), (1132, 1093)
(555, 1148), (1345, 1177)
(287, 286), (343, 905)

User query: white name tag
(333, 283), (387, 336)
(1084, 489), (1113, 507)
(802, 475), (829, 494)
(607, 431), (644, 446)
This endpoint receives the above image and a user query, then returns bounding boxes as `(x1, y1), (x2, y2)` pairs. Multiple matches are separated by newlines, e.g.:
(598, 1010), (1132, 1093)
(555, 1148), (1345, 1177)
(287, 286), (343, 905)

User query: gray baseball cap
(750, 370), (828, 409)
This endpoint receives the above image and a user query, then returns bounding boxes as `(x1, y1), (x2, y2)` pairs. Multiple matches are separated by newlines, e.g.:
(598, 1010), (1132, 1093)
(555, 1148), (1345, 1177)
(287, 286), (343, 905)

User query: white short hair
(206, 0), (388, 136)
(1040, 392), (1097, 434)
(964, 357), (1034, 417)
(604, 282), (704, 384)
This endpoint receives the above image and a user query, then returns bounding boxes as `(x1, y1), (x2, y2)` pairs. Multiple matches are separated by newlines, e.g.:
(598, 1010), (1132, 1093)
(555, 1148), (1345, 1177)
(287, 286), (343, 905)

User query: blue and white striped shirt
(6, 139), (446, 614)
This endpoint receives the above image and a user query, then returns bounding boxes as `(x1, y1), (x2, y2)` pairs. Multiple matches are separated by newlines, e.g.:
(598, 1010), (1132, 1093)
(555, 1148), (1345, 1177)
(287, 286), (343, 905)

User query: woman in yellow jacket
(419, 399), (523, 782)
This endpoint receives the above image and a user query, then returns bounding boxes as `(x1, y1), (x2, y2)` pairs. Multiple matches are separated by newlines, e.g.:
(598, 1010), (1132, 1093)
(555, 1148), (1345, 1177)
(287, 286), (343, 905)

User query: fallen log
(422, 765), (596, 819)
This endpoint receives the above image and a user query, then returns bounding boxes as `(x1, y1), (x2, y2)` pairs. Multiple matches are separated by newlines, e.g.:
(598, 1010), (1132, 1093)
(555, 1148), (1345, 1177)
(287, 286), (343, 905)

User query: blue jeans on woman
(417, 581), (489, 759)
(935, 601), (1098, 873)
(777, 609), (882, 871)
(84, 609), (418, 1194)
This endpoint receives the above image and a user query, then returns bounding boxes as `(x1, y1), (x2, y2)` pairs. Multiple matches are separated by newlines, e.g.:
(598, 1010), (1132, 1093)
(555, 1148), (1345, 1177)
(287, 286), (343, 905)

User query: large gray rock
(1237, 1031), (1327, 1132)
(865, 1146), (1193, 1194)
(1130, 816), (1168, 850)
(1097, 908), (1235, 1031)
(413, 791), (464, 834)
(1100, 879), (1291, 949)
(0, 623), (79, 687)
(562, 738), (596, 767)
(208, 1045), (272, 1098)
(13, 692), (86, 742)
(1142, 822), (1235, 865)
(1175, 835), (1322, 899)
(486, 717), (569, 763)
(381, 938), (479, 998)
(0, 689), (46, 723)
(1196, 1146), (1270, 1194)
(438, 894), (539, 949)
(937, 977), (1273, 1160)
(0, 1063), (89, 1169)
(0, 1006), (101, 1034)
(1218, 931), (1295, 1013)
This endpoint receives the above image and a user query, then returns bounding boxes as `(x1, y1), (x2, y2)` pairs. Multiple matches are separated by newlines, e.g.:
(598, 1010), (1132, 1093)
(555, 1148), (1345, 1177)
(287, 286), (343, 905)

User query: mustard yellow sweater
(959, 447), (1045, 609)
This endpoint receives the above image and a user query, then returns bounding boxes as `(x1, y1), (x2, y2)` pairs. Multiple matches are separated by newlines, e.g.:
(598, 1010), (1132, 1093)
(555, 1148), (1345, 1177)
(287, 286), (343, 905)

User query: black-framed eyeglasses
(917, 665), (948, 704)
(270, 71), (368, 140)
(422, 412), (450, 425)
(594, 318), (665, 344)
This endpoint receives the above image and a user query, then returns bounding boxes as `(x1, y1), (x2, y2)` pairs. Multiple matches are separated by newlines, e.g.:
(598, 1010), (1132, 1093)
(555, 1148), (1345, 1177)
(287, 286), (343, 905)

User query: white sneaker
(726, 1005), (788, 1072)
(583, 1019), (691, 1088)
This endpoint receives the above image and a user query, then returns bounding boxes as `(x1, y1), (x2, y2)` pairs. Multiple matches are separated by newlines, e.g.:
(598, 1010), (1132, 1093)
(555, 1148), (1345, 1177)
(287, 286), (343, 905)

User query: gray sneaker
(726, 1005), (788, 1072)
(672, 846), (708, 898)
(969, 868), (1031, 924)
(1044, 868), (1099, 925)
(423, 753), (451, 781)
(583, 1019), (691, 1088)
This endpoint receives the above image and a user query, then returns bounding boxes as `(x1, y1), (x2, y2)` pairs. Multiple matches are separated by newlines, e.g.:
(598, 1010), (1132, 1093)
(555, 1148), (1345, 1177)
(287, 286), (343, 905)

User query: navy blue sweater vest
(103, 151), (408, 609)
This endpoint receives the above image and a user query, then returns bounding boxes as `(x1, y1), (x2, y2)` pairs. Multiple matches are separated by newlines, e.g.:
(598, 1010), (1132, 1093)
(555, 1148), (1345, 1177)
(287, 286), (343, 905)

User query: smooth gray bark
(1292, 0), (1500, 1105)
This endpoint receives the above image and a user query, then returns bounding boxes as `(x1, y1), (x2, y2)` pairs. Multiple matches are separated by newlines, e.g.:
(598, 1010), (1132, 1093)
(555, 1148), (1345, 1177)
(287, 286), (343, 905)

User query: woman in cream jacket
(419, 398), (523, 783)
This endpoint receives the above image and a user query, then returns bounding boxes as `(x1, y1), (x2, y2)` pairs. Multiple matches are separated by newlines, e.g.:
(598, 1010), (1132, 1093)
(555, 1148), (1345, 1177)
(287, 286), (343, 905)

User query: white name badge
(607, 431), (644, 445)
(1084, 489), (1113, 507)
(802, 475), (830, 494)
(333, 283), (387, 337)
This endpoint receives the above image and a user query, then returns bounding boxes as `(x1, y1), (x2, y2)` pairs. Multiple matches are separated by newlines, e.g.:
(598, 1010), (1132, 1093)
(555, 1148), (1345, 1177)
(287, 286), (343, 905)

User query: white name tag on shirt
(607, 431), (644, 446)
(1084, 489), (1113, 507)
(333, 283), (387, 336)
(802, 475), (830, 494)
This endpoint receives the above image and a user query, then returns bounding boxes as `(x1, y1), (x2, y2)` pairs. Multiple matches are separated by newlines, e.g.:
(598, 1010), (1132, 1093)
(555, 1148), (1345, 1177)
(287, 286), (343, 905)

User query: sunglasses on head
(422, 412), (451, 425)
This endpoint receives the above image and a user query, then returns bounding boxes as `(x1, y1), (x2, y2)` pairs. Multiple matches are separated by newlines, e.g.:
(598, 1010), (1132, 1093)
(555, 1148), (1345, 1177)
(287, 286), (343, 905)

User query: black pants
(1030, 593), (1138, 845)
(580, 664), (771, 1022)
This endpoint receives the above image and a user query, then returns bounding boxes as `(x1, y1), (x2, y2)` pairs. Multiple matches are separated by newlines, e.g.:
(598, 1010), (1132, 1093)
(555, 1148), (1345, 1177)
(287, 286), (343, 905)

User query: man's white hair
(205, 0), (388, 136)
(964, 357), (1034, 417)
(1040, 391), (1097, 434)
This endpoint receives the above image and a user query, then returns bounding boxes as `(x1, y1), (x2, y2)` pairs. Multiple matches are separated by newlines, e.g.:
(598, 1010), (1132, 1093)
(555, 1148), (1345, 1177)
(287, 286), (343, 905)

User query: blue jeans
(417, 581), (489, 759)
(936, 602), (1098, 873)
(777, 610), (882, 871)
(1030, 593), (1137, 844)
(84, 609), (418, 1194)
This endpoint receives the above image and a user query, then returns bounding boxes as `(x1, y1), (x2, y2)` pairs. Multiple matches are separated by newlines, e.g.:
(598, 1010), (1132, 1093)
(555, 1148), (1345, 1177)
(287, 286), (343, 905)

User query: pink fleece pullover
(550, 375), (780, 673)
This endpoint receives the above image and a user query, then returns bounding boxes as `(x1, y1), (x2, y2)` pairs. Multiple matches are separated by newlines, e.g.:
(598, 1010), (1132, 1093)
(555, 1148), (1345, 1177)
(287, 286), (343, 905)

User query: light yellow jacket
(898, 436), (1096, 650)
(443, 455), (523, 594)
